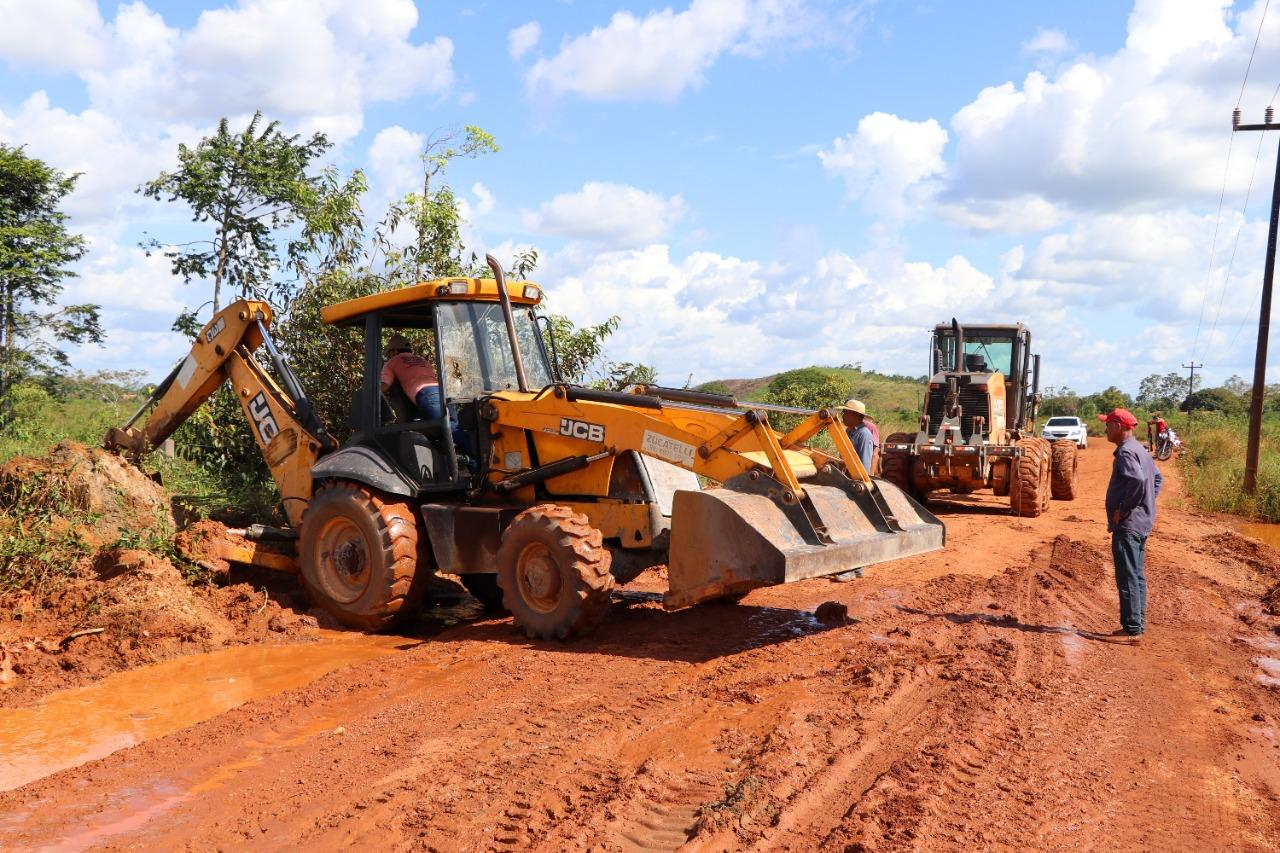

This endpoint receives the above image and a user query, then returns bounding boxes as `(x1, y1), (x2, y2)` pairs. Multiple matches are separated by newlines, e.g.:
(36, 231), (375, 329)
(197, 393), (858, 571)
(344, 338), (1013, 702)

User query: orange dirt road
(3, 446), (1280, 851)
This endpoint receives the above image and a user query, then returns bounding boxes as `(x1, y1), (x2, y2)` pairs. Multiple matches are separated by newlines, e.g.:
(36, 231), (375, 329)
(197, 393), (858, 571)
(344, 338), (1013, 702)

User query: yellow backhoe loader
(106, 257), (945, 638)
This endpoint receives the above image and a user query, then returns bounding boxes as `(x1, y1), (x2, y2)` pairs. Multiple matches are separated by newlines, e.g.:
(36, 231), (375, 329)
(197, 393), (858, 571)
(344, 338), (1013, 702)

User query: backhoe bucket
(663, 479), (944, 609)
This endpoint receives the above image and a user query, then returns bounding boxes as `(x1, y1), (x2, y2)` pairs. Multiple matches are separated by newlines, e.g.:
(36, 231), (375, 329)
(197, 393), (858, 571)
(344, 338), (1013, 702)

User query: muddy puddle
(0, 631), (416, 793)
(1239, 521), (1280, 549)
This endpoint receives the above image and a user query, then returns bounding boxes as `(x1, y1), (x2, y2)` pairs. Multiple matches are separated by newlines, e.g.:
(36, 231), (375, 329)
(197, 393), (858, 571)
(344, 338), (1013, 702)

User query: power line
(1229, 78), (1280, 352)
(1195, 0), (1273, 362)
(1207, 130), (1268, 350)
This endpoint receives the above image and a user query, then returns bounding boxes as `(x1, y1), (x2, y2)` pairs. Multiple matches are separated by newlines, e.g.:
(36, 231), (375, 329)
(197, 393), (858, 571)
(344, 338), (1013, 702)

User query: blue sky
(1, 0), (1278, 395)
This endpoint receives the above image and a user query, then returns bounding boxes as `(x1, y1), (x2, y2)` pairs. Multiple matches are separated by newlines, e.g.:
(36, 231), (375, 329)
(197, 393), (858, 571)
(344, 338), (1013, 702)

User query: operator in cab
(380, 334), (443, 419)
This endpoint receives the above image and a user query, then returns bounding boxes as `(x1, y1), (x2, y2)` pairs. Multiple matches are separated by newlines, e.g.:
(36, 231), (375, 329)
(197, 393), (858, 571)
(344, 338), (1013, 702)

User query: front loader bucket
(663, 479), (944, 609)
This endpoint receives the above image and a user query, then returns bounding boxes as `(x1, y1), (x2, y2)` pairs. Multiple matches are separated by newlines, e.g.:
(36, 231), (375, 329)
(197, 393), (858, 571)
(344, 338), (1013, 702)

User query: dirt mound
(0, 547), (319, 707)
(1201, 531), (1280, 579)
(0, 440), (175, 541)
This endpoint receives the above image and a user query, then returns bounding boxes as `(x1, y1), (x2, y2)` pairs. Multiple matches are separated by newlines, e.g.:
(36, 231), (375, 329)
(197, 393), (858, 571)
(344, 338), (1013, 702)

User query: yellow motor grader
(106, 257), (945, 638)
(879, 319), (1078, 516)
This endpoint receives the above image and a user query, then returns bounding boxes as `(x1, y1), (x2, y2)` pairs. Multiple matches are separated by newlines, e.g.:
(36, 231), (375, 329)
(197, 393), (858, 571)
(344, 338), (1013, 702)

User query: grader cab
(879, 320), (1078, 516)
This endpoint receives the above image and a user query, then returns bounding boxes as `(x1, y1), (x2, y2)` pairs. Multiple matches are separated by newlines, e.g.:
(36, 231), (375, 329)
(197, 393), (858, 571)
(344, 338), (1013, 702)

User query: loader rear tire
(1010, 438), (1049, 518)
(497, 504), (614, 640)
(1051, 440), (1078, 501)
(299, 482), (425, 631)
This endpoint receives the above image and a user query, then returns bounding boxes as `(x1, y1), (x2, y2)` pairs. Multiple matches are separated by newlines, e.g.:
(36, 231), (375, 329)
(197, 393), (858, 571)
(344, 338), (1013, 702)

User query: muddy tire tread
(497, 503), (614, 640)
(1050, 440), (1079, 500)
(299, 481), (424, 631)
(880, 432), (916, 495)
(1011, 438), (1049, 518)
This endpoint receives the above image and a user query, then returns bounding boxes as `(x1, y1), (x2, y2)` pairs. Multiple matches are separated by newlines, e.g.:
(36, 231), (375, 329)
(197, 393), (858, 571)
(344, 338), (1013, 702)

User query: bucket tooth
(664, 479), (944, 609)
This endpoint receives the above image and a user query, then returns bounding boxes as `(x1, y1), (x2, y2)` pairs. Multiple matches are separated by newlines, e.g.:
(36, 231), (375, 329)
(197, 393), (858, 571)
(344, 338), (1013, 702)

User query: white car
(1041, 416), (1088, 448)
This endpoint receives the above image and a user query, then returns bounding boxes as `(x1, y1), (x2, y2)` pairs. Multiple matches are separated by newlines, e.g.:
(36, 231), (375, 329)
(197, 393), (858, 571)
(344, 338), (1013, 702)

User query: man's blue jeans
(1111, 530), (1147, 635)
(414, 385), (476, 468)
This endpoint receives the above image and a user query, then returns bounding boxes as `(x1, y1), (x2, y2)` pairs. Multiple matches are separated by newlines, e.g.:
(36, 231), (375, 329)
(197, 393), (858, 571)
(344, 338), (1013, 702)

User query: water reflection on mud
(0, 631), (412, 793)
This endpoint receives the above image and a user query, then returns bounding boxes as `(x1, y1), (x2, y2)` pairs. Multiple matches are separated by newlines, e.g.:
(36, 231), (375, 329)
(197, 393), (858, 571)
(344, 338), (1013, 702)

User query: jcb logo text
(560, 418), (604, 443)
(248, 392), (280, 443)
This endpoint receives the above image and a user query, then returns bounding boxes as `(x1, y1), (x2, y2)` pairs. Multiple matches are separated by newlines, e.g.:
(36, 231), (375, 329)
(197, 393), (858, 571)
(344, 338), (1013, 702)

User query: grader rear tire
(880, 432), (916, 495)
(299, 482), (426, 631)
(497, 504), (614, 640)
(1010, 438), (1049, 518)
(1051, 440), (1079, 500)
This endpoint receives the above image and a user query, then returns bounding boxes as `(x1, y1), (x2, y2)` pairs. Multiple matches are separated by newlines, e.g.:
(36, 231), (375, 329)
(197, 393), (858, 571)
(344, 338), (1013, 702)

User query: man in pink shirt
(380, 334), (476, 471)
(380, 334), (442, 418)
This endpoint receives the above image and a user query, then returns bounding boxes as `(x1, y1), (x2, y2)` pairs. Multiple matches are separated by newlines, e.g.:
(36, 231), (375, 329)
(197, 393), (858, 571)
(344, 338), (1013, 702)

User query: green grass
(1177, 412), (1280, 522)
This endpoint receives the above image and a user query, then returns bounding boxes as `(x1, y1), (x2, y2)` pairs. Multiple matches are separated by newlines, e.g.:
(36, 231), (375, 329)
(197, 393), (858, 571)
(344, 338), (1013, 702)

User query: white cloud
(941, 0), (1276, 223)
(818, 113), (948, 219)
(367, 125), (425, 205)
(81, 0), (454, 137)
(0, 91), (192, 229)
(471, 182), (495, 216)
(523, 182), (686, 247)
(1022, 27), (1071, 56)
(0, 0), (107, 72)
(525, 0), (842, 101)
(508, 21), (541, 60)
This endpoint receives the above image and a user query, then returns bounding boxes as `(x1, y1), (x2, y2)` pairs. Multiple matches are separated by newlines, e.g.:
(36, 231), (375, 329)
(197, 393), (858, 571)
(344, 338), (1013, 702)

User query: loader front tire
(1051, 440), (1078, 501)
(299, 482), (425, 631)
(497, 504), (614, 640)
(1010, 438), (1050, 518)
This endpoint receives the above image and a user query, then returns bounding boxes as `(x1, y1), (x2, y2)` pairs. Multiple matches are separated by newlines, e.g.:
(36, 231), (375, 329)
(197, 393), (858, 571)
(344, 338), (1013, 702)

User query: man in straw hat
(840, 399), (875, 474)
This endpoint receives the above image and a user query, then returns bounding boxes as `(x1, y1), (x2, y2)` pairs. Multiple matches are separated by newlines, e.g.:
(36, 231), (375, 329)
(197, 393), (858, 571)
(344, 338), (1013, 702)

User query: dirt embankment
(0, 444), (1279, 852)
(0, 441), (319, 706)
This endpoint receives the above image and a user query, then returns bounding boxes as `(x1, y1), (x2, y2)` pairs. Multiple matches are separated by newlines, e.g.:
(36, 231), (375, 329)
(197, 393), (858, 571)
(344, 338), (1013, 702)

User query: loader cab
(930, 322), (1037, 433)
(320, 277), (557, 493)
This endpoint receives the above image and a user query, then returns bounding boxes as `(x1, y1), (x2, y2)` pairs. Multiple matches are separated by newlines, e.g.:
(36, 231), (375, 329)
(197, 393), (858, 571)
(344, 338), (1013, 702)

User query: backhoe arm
(105, 300), (333, 528)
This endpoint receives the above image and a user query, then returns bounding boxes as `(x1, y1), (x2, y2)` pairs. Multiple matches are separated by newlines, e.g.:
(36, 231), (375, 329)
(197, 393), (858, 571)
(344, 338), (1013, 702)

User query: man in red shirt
(1146, 412), (1168, 451)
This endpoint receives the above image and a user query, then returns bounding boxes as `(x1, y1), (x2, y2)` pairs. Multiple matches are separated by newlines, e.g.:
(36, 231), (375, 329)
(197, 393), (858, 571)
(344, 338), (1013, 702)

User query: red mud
(1, 446), (1279, 851)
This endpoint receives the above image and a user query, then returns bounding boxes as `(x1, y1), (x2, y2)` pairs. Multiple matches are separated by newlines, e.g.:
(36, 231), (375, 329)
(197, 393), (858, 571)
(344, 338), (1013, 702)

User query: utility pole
(1234, 106), (1280, 494)
(1182, 361), (1202, 440)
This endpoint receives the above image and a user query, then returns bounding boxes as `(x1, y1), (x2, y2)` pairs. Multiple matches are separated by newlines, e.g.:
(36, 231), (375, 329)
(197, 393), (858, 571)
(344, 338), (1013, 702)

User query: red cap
(1097, 408), (1138, 428)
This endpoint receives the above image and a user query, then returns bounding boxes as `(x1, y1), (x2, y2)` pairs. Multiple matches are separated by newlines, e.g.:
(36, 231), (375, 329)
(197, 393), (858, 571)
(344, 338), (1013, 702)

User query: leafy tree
(1088, 385), (1133, 413)
(695, 380), (734, 396)
(1185, 386), (1247, 415)
(1136, 371), (1195, 412)
(139, 112), (334, 322)
(763, 367), (847, 430)
(0, 144), (101, 417)
(376, 126), (499, 284)
(1224, 374), (1251, 397)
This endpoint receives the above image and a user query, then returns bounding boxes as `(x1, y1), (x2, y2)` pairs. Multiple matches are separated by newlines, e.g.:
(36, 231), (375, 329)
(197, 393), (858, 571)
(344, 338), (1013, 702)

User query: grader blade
(663, 479), (944, 610)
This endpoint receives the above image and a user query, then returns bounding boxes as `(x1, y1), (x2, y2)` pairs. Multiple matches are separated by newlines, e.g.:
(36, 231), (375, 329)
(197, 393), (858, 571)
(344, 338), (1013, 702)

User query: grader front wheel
(298, 482), (426, 631)
(1051, 440), (1079, 500)
(1010, 438), (1051, 518)
(497, 504), (614, 640)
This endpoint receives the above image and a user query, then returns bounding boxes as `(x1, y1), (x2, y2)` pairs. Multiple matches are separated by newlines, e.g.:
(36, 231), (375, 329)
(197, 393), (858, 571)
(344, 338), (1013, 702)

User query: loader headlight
(436, 279), (471, 296)
(522, 284), (542, 302)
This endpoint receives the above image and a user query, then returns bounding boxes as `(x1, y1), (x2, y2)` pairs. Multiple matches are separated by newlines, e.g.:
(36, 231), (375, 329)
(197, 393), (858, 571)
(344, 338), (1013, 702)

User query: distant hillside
(696, 366), (927, 435)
